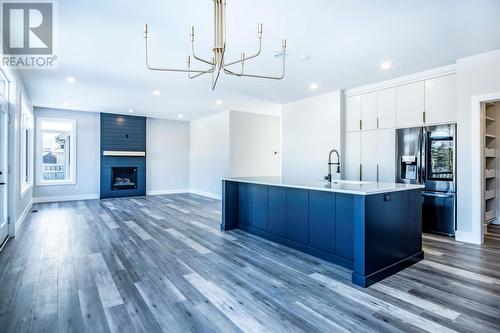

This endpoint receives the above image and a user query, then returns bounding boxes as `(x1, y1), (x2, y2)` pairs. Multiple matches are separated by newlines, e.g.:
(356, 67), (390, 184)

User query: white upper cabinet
(377, 128), (396, 182)
(361, 130), (378, 181)
(361, 92), (378, 131)
(396, 81), (425, 128)
(377, 88), (396, 129)
(346, 95), (361, 132)
(345, 131), (361, 181)
(424, 74), (457, 124)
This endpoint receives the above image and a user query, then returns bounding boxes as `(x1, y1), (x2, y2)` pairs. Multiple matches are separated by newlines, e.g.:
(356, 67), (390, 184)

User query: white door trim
(470, 92), (500, 245)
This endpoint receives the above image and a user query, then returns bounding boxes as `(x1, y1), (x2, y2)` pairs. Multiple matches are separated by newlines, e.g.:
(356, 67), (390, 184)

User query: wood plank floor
(0, 193), (499, 332)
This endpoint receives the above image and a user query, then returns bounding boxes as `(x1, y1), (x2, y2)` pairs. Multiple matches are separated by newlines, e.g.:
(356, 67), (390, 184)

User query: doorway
(471, 92), (500, 245)
(0, 93), (9, 247)
(482, 101), (500, 231)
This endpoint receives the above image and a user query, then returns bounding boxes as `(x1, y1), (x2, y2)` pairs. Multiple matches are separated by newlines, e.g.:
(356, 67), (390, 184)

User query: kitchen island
(221, 177), (424, 287)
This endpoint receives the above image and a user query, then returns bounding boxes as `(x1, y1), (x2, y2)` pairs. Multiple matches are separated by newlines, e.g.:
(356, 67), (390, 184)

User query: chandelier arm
(144, 25), (211, 74)
(191, 27), (215, 65)
(223, 47), (286, 80)
(189, 71), (211, 79)
(224, 29), (262, 67)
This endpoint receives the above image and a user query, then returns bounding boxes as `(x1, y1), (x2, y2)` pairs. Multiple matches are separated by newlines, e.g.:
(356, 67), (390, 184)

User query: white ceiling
(19, 0), (500, 120)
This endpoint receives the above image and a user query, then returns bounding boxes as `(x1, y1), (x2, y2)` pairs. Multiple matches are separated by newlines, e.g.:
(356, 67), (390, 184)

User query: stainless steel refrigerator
(396, 124), (456, 236)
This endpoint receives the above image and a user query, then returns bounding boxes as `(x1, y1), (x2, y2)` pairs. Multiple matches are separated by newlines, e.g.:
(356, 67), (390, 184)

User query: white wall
(189, 111), (230, 198)
(456, 49), (500, 241)
(33, 107), (100, 202)
(229, 111), (281, 177)
(146, 118), (190, 194)
(6, 70), (34, 232)
(281, 91), (343, 183)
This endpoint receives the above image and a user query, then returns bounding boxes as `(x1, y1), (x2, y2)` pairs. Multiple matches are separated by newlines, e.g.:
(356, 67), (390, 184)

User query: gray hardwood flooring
(0, 193), (499, 332)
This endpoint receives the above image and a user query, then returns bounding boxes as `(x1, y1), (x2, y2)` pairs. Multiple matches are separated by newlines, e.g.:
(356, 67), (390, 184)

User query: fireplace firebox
(111, 167), (137, 190)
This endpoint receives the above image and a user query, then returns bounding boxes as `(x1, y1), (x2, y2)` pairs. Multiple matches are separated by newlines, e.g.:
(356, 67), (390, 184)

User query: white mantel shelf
(103, 151), (146, 157)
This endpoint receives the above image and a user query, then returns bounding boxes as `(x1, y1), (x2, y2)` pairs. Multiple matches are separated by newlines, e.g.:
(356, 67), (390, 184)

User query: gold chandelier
(144, 0), (287, 90)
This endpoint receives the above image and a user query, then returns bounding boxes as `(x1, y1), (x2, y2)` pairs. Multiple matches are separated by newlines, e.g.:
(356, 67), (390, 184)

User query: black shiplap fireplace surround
(100, 113), (146, 198)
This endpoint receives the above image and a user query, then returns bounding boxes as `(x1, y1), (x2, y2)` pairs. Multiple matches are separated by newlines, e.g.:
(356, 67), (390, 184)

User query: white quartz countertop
(223, 177), (424, 195)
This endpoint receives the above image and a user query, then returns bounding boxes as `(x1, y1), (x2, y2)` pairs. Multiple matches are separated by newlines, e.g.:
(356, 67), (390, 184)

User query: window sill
(36, 180), (76, 187)
(20, 183), (33, 198)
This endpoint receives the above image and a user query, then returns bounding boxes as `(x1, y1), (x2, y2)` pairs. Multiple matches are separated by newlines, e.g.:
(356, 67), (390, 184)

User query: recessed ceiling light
(153, 90), (161, 96)
(64, 102), (71, 106)
(128, 109), (134, 113)
(66, 76), (76, 83)
(380, 61), (392, 70)
(216, 99), (223, 105)
(178, 114), (184, 119)
(309, 83), (319, 90)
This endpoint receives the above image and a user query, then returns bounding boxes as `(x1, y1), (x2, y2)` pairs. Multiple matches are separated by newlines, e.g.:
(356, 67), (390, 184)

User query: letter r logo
(2, 2), (53, 55)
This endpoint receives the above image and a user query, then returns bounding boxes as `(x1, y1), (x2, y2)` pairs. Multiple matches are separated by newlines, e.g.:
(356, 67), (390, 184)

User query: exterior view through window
(37, 118), (76, 185)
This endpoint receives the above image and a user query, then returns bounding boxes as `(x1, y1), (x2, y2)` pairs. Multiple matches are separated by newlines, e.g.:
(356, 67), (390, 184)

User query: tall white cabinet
(345, 88), (396, 182)
(345, 72), (457, 183)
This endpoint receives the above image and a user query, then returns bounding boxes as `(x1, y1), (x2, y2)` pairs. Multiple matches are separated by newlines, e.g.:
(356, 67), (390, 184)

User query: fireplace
(111, 167), (137, 190)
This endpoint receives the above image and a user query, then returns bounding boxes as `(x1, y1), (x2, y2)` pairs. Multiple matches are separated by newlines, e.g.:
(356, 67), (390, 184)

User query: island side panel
(221, 180), (239, 230)
(221, 181), (355, 270)
(352, 189), (423, 287)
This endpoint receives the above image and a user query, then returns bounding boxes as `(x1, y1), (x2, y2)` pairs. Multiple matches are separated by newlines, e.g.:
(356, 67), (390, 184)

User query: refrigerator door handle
(421, 127), (428, 186)
(418, 128), (424, 184)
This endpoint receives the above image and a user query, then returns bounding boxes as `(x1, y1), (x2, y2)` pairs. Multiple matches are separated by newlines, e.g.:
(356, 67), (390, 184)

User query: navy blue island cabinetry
(222, 177), (424, 287)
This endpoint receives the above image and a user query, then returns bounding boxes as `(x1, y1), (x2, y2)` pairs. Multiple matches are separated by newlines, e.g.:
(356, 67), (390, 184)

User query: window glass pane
(42, 131), (71, 181)
(0, 71), (7, 97)
(25, 129), (29, 182)
(428, 139), (453, 180)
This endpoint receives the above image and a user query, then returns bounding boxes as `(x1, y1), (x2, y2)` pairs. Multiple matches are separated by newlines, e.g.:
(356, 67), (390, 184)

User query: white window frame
(36, 117), (77, 186)
(20, 98), (34, 197)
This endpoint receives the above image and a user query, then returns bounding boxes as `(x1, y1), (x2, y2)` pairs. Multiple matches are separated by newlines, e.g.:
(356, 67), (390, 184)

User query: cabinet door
(377, 88), (396, 129)
(286, 188), (309, 245)
(238, 183), (251, 226)
(424, 74), (457, 124)
(361, 92), (378, 131)
(335, 194), (354, 260)
(309, 191), (335, 253)
(361, 130), (378, 182)
(267, 186), (286, 237)
(346, 95), (361, 132)
(345, 131), (361, 181)
(377, 128), (396, 182)
(396, 82), (425, 128)
(251, 184), (268, 231)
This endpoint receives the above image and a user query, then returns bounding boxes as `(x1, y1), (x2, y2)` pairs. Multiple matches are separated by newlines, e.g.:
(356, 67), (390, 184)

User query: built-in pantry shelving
(484, 102), (497, 225)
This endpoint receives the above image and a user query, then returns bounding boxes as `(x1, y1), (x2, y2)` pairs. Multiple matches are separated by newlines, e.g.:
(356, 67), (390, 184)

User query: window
(0, 70), (8, 98)
(20, 100), (34, 195)
(36, 118), (76, 185)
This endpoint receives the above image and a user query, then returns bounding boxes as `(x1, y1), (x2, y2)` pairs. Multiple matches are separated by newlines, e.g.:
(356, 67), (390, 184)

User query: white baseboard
(188, 189), (222, 200)
(15, 199), (33, 232)
(146, 189), (189, 196)
(455, 230), (482, 245)
(33, 193), (100, 203)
